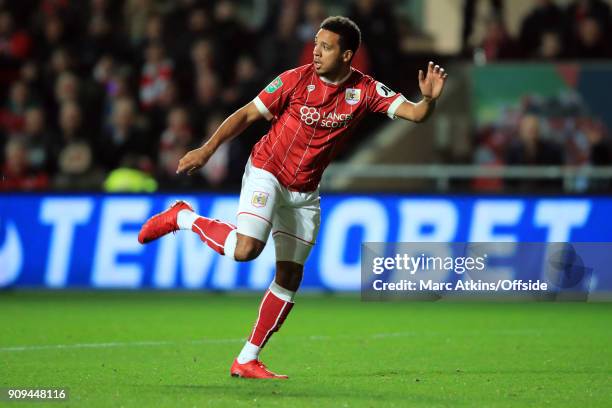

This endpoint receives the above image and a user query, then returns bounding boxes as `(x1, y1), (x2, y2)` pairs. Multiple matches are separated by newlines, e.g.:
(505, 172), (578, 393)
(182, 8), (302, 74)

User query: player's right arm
(177, 69), (298, 175)
(176, 101), (264, 175)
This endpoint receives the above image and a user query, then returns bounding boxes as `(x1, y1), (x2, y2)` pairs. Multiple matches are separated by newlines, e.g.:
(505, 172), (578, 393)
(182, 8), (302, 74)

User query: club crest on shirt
(345, 88), (361, 105)
(307, 84), (316, 92)
(251, 191), (269, 208)
(265, 76), (283, 93)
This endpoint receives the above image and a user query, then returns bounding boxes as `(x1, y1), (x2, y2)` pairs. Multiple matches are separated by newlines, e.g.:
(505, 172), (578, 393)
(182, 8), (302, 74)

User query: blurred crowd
(0, 0), (401, 191)
(473, 91), (611, 191)
(468, 0), (612, 192)
(1, 0), (612, 193)
(465, 0), (612, 61)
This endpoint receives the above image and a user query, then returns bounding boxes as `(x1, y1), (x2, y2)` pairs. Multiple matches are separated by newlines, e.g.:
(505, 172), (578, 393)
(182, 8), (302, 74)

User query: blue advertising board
(1, 194), (611, 291)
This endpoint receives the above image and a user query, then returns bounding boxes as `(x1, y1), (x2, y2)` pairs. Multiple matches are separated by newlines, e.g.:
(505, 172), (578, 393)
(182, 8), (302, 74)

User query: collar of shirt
(318, 68), (354, 87)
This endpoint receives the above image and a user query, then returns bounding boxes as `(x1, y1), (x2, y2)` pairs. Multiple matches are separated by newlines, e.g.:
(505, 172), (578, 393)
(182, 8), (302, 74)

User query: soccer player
(138, 16), (447, 379)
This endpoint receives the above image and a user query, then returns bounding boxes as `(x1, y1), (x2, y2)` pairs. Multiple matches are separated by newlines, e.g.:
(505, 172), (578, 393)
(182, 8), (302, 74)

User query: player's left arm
(394, 61), (448, 123)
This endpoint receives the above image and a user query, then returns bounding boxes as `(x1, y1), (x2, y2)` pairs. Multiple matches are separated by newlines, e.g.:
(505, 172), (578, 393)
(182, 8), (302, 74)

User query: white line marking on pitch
(0, 330), (543, 353)
(0, 338), (244, 352)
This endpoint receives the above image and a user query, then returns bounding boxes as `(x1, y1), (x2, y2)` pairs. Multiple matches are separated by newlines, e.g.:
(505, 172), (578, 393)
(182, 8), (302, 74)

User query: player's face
(313, 29), (349, 76)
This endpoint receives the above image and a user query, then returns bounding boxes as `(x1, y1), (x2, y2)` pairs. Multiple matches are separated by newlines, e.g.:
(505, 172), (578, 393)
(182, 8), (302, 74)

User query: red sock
(191, 217), (236, 255)
(248, 290), (294, 347)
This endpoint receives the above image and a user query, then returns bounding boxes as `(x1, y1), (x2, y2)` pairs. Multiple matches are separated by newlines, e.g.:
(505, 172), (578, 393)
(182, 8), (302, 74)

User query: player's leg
(138, 160), (277, 261)
(230, 261), (302, 379)
(138, 200), (250, 258)
(230, 160), (281, 260)
(274, 260), (303, 291)
(177, 212), (268, 261)
(239, 261), (303, 356)
(231, 189), (320, 379)
(233, 233), (265, 262)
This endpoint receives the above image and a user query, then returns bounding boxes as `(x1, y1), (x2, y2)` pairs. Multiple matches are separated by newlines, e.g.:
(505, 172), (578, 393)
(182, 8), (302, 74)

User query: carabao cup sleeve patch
(265, 76), (283, 93)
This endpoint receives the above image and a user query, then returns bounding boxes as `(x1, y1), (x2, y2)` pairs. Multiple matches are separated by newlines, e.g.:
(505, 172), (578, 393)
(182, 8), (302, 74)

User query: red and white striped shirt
(251, 63), (406, 192)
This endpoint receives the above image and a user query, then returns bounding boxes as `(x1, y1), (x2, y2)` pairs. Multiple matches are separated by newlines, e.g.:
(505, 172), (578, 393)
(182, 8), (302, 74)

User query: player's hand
(418, 61), (448, 100)
(176, 146), (213, 175)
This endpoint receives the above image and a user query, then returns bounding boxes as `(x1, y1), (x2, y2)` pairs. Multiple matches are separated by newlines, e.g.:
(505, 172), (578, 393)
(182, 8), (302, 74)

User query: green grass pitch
(1, 292), (610, 407)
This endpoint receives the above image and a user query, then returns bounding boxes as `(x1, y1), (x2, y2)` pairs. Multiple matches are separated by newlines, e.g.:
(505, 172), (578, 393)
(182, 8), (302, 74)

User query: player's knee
(275, 262), (304, 292)
(234, 238), (264, 262)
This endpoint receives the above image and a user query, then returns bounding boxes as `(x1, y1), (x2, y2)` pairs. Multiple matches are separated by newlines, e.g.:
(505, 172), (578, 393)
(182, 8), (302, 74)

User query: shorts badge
(251, 191), (269, 208)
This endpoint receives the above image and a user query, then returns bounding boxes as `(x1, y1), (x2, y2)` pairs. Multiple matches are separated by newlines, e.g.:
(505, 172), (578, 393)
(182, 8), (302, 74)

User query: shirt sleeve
(365, 79), (408, 120)
(253, 69), (299, 121)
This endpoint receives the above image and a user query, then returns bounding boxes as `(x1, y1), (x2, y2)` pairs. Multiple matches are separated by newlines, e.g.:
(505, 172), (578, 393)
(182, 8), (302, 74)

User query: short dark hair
(320, 16), (361, 55)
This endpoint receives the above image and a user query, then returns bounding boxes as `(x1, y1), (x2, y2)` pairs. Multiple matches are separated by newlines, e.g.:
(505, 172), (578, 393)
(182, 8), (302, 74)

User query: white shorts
(236, 160), (321, 265)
